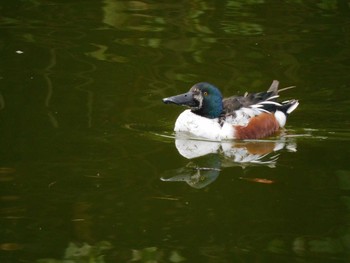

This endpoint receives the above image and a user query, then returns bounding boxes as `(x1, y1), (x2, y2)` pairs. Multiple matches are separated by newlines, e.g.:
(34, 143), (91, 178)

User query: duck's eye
(203, 91), (208, 96)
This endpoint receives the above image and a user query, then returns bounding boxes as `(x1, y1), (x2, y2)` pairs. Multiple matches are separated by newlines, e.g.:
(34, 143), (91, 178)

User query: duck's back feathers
(222, 80), (278, 112)
(222, 80), (298, 117)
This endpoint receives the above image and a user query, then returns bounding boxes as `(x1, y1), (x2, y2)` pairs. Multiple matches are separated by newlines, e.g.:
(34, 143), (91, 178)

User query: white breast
(174, 110), (224, 141)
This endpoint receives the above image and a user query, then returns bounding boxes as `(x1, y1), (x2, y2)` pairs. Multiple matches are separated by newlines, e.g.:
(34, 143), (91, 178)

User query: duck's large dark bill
(162, 92), (197, 107)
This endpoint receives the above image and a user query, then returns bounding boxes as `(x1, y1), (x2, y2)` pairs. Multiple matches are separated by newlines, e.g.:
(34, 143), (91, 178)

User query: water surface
(1, 1), (350, 262)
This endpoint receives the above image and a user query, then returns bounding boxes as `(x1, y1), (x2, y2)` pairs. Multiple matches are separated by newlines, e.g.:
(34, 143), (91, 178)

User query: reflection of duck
(163, 80), (299, 141)
(175, 138), (296, 167)
(161, 138), (296, 188)
(161, 154), (221, 189)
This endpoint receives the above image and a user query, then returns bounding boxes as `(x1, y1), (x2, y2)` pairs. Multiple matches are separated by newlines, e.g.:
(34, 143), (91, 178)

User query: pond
(1, 0), (350, 262)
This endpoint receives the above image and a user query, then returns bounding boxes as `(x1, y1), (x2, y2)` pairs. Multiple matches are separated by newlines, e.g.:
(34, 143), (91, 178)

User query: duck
(162, 80), (299, 141)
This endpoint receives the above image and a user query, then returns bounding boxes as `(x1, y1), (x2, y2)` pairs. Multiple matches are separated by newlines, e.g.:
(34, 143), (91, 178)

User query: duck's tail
(265, 80), (299, 114)
(271, 99), (299, 128)
(279, 99), (299, 115)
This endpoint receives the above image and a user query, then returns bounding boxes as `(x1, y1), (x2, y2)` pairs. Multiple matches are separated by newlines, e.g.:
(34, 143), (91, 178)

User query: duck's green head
(163, 82), (223, 119)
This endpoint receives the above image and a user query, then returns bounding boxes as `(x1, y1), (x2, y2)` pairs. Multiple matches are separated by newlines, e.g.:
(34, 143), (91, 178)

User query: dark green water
(1, 1), (350, 262)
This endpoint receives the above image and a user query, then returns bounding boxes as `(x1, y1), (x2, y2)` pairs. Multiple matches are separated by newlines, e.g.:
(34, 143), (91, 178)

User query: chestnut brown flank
(235, 113), (280, 139)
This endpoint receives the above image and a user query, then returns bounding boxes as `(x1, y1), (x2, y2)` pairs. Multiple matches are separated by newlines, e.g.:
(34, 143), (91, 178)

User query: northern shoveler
(162, 80), (299, 141)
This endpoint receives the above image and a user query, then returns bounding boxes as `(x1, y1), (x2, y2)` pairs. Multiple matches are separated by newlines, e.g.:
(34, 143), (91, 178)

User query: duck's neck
(192, 102), (223, 119)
